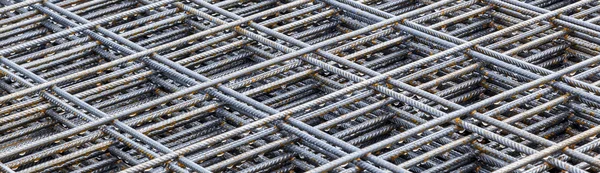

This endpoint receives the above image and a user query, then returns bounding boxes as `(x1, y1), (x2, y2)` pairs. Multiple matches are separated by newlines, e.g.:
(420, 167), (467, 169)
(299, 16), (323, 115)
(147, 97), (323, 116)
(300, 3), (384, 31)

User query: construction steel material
(3, 0), (600, 173)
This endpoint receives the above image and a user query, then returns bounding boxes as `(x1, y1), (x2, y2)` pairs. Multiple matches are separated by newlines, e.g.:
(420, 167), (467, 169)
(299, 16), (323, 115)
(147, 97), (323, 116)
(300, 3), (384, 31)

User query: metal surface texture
(2, 0), (600, 172)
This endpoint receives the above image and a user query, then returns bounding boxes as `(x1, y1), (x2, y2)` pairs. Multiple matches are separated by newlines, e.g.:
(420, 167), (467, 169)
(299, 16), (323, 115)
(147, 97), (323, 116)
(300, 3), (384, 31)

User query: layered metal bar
(1, 0), (600, 172)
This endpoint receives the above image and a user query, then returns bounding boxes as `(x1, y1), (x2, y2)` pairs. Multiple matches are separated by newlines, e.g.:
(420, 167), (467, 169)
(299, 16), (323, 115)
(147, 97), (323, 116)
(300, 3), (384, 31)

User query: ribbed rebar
(2, 0), (600, 172)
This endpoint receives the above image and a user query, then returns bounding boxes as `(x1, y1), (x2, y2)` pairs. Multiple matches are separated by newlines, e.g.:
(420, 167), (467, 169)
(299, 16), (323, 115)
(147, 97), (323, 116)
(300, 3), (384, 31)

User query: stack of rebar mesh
(3, 0), (600, 172)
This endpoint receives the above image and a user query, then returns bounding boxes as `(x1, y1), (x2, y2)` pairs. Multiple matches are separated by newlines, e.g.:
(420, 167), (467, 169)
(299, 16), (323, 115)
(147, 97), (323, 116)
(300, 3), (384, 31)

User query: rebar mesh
(2, 0), (600, 172)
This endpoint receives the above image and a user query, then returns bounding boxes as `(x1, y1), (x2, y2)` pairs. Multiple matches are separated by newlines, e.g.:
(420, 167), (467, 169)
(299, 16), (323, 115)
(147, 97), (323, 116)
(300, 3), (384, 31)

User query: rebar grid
(2, 0), (600, 172)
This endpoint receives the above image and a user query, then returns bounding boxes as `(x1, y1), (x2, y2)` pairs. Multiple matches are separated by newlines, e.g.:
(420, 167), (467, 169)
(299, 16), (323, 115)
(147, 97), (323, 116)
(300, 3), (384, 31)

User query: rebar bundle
(4, 0), (600, 172)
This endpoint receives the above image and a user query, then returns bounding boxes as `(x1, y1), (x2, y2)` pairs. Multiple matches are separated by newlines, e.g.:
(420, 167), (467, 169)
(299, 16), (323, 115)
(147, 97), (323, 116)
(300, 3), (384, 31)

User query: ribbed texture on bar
(1, 0), (600, 173)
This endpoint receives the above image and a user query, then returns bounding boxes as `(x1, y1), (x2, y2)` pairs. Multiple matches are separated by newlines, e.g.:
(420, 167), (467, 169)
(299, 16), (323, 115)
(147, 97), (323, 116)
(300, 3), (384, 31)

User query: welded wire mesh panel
(3, 0), (600, 172)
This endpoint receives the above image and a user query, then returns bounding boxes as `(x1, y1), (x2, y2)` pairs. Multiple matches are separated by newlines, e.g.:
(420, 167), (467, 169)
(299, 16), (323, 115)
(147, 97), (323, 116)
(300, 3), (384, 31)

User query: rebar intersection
(2, 0), (600, 172)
